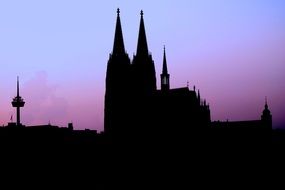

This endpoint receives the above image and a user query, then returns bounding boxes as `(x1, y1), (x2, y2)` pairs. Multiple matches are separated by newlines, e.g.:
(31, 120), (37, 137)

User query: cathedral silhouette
(105, 9), (210, 138)
(0, 10), (278, 188)
(0, 9), (273, 148)
(104, 9), (271, 139)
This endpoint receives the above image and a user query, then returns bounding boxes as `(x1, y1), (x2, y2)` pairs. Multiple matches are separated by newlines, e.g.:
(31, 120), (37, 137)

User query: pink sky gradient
(0, 1), (284, 131)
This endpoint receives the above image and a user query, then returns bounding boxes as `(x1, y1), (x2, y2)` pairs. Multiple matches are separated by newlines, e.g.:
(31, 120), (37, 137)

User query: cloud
(21, 71), (69, 126)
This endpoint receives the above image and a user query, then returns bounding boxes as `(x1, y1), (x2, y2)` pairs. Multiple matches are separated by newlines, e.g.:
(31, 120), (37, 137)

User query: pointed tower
(160, 46), (170, 91)
(131, 10), (157, 95)
(11, 77), (25, 127)
(197, 90), (201, 105)
(113, 8), (125, 55)
(261, 97), (272, 129)
(104, 9), (131, 134)
(136, 10), (148, 57)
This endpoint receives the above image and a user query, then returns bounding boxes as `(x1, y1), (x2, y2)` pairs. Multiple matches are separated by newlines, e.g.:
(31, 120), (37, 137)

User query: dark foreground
(0, 127), (282, 189)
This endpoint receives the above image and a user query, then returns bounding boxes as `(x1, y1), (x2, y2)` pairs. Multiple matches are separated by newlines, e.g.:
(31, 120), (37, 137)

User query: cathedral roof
(156, 87), (196, 97)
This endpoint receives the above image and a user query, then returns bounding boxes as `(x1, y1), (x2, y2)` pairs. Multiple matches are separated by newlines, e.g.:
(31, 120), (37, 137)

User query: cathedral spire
(136, 10), (148, 56)
(113, 8), (125, 55)
(162, 46), (168, 74)
(160, 46), (170, 91)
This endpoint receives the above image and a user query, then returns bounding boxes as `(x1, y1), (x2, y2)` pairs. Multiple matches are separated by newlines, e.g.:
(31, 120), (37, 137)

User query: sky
(0, 0), (284, 131)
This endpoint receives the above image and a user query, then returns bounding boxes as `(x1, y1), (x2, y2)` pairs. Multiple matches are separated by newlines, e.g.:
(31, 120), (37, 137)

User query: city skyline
(0, 1), (284, 130)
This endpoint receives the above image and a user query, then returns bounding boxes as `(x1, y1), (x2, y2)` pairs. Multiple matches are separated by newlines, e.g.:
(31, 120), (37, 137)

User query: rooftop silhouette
(104, 9), (272, 143)
(0, 9), (276, 146)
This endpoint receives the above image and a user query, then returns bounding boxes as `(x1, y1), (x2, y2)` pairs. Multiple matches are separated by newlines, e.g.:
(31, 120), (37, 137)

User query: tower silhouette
(104, 9), (212, 136)
(261, 97), (272, 129)
(11, 77), (25, 127)
(131, 10), (157, 95)
(104, 8), (131, 135)
(160, 46), (170, 91)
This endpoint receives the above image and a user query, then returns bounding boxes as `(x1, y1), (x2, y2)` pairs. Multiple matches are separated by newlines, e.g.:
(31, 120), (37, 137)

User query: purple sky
(0, 1), (284, 131)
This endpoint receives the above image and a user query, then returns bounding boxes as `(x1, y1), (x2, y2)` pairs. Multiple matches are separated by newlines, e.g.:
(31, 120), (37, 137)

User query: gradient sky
(0, 0), (284, 131)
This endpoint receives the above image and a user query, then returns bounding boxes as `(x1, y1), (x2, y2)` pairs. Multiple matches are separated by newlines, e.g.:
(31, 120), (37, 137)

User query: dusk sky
(0, 0), (284, 131)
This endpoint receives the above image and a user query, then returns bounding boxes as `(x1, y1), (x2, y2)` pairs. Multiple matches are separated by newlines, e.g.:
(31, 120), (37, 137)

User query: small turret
(261, 97), (272, 129)
(160, 46), (170, 91)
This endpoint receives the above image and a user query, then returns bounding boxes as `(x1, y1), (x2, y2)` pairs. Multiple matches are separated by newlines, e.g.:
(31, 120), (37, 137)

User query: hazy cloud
(21, 71), (69, 126)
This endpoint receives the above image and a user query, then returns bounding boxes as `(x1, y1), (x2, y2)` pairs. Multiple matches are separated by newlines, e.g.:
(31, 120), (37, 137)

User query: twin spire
(113, 9), (149, 57)
(113, 8), (125, 55)
(113, 9), (169, 90)
(136, 10), (149, 56)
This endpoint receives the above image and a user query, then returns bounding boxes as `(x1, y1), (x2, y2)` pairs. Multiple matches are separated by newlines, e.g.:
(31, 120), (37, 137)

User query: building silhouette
(0, 9), (273, 149)
(0, 9), (278, 189)
(104, 9), (272, 139)
(212, 98), (272, 131)
(105, 9), (211, 138)
(4, 77), (101, 146)
(0, 13), (277, 188)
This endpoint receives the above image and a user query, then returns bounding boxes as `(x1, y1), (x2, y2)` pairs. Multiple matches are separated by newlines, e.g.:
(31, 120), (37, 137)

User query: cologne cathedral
(104, 9), (210, 138)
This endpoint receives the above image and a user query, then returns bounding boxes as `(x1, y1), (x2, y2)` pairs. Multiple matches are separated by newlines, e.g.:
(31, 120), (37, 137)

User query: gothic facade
(104, 9), (210, 137)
